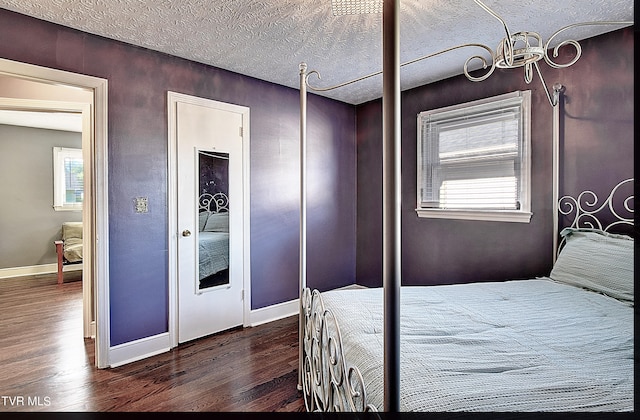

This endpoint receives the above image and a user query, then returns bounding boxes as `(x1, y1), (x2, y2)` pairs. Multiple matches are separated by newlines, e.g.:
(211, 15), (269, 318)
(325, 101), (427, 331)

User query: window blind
(53, 147), (83, 210)
(420, 96), (523, 210)
(63, 156), (84, 204)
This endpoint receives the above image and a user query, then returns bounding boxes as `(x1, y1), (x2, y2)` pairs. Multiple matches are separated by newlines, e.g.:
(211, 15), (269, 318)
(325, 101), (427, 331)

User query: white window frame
(416, 91), (532, 223)
(53, 146), (83, 211)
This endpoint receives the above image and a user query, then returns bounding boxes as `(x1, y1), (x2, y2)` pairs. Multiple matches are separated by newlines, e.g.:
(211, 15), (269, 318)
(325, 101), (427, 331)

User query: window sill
(53, 205), (83, 212)
(415, 208), (532, 223)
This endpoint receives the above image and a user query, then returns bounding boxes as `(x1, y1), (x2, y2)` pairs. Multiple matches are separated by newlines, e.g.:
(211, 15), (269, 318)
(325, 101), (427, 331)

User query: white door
(176, 100), (245, 343)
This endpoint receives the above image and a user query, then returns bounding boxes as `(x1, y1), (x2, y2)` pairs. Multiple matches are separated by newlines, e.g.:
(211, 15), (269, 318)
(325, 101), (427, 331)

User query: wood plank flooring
(0, 273), (305, 412)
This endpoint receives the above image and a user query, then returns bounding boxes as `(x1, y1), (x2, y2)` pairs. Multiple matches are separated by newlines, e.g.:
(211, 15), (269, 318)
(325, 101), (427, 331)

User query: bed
(299, 179), (634, 412)
(198, 192), (230, 285)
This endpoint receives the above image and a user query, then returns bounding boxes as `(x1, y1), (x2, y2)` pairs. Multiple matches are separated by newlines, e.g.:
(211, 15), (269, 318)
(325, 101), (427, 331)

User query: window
(53, 147), (83, 211)
(416, 91), (532, 223)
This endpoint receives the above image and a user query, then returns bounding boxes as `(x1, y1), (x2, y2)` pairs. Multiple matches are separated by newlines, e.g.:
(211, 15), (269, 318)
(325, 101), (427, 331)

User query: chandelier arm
(544, 21), (633, 68)
(404, 42), (496, 82)
(524, 63), (533, 84)
(533, 61), (558, 107)
(474, 0), (513, 66)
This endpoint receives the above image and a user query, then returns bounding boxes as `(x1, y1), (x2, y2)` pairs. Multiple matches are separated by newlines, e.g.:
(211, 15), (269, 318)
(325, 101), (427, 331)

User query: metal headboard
(198, 192), (229, 213)
(557, 178), (634, 252)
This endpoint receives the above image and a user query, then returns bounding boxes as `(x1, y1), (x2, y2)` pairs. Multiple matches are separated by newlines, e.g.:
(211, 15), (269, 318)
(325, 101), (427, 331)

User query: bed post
(552, 83), (564, 263)
(297, 62), (308, 392)
(382, 0), (401, 412)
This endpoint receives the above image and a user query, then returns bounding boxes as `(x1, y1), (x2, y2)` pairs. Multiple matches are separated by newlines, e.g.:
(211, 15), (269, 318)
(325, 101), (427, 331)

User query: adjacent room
(0, 0), (633, 413)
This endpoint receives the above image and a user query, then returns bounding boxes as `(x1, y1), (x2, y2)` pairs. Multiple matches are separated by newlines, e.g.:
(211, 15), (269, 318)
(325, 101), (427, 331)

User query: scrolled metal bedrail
(301, 288), (378, 412)
(198, 192), (229, 213)
(558, 178), (634, 232)
(557, 178), (634, 252)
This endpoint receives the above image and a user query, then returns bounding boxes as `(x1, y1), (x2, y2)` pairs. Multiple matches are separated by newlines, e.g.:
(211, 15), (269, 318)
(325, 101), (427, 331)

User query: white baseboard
(248, 298), (299, 327)
(108, 302), (299, 368)
(336, 283), (367, 290)
(108, 332), (171, 368)
(108, 284), (364, 367)
(246, 284), (364, 327)
(0, 264), (56, 279)
(0, 263), (82, 280)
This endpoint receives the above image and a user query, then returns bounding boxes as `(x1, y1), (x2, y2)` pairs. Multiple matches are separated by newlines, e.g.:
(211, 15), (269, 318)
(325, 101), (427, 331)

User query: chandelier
(470, 0), (631, 105)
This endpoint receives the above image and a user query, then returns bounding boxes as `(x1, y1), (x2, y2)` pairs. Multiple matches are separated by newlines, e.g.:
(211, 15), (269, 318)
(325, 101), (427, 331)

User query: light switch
(134, 197), (148, 213)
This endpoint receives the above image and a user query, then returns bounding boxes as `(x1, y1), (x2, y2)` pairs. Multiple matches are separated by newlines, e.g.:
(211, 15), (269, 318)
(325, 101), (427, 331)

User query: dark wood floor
(0, 273), (305, 412)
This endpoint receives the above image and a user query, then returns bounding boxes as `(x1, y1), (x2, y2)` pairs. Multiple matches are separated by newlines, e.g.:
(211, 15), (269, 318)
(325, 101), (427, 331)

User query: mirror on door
(197, 150), (230, 290)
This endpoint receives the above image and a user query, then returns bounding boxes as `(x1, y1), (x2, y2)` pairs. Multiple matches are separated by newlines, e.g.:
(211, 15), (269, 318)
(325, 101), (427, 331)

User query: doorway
(0, 58), (109, 368)
(0, 99), (91, 334)
(167, 92), (251, 346)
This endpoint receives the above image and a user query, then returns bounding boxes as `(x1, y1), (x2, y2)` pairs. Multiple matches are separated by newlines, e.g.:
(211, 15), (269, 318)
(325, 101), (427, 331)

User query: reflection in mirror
(197, 151), (230, 290)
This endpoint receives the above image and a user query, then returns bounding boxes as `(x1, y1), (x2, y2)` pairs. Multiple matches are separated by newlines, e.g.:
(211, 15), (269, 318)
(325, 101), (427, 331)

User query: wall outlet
(134, 197), (148, 213)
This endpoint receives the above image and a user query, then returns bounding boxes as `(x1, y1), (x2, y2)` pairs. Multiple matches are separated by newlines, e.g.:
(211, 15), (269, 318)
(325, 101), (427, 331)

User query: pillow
(62, 222), (83, 240)
(550, 228), (634, 303)
(198, 211), (209, 231)
(203, 212), (229, 232)
(62, 222), (83, 263)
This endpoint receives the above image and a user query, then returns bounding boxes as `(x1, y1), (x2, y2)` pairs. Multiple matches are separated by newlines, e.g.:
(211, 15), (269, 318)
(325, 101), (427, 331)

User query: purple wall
(0, 9), (356, 346)
(356, 27), (634, 288)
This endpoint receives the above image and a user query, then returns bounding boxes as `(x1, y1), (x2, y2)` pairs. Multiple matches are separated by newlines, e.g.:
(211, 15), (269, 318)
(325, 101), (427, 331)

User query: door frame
(0, 58), (110, 368)
(167, 91), (251, 348)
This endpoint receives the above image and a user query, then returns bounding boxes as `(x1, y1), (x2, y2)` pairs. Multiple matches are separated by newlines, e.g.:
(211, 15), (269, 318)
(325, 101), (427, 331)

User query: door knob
(182, 229), (192, 237)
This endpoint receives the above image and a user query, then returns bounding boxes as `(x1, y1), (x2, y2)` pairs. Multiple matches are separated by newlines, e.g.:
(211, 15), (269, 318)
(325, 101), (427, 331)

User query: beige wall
(0, 124), (82, 270)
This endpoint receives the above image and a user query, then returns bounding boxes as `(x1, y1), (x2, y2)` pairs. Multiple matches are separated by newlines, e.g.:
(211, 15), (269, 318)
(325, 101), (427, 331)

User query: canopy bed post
(382, 0), (401, 412)
(297, 62), (308, 392)
(552, 83), (565, 262)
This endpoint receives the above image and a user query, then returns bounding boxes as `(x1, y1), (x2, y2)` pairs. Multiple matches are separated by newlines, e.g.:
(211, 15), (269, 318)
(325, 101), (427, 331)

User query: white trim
(249, 299), (299, 327)
(108, 333), (171, 368)
(167, 91), (251, 349)
(241, 104), (252, 332)
(416, 208), (532, 223)
(248, 284), (366, 327)
(336, 284), (368, 290)
(167, 93), (178, 348)
(0, 58), (110, 368)
(416, 90), (532, 223)
(0, 263), (81, 280)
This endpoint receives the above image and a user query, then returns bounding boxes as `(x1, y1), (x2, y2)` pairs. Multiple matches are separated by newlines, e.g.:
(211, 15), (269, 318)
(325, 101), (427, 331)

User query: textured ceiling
(0, 0), (634, 104)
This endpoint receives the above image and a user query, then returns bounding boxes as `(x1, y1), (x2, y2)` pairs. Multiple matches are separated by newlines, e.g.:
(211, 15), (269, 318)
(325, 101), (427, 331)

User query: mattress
(320, 279), (634, 411)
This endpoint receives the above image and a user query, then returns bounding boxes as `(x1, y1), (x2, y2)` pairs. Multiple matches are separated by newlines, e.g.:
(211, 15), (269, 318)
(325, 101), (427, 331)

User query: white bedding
(320, 279), (634, 411)
(198, 231), (229, 280)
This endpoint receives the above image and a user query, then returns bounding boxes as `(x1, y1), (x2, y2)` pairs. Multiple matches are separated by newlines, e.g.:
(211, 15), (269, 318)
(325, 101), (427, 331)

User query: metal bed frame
(198, 192), (229, 214)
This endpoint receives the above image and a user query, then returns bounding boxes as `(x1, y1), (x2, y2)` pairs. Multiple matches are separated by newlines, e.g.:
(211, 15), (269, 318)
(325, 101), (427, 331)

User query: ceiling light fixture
(331, 0), (382, 16)
(471, 0), (631, 106)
